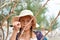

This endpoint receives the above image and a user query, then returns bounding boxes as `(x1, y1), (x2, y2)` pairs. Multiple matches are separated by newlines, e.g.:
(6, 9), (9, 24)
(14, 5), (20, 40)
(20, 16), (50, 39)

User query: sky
(45, 0), (60, 18)
(42, 0), (60, 27)
(42, 0), (60, 26)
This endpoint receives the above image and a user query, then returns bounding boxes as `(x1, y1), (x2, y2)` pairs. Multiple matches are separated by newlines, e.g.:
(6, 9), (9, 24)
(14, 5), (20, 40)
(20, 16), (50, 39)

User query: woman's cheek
(25, 26), (31, 30)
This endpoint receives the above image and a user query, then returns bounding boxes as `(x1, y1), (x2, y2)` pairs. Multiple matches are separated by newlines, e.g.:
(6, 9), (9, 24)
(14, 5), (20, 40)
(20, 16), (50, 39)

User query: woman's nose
(23, 21), (27, 25)
(24, 21), (27, 25)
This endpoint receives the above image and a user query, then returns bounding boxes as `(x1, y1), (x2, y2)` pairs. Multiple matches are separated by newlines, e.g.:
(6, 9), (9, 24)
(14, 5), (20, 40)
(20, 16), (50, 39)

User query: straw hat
(11, 10), (39, 28)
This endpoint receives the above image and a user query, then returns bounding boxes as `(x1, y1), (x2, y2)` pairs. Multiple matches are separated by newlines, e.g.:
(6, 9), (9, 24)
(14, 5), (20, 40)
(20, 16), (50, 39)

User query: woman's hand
(12, 21), (21, 32)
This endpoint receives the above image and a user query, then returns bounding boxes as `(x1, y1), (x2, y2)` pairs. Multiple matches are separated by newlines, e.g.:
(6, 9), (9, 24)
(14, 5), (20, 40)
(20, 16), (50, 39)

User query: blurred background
(0, 0), (60, 40)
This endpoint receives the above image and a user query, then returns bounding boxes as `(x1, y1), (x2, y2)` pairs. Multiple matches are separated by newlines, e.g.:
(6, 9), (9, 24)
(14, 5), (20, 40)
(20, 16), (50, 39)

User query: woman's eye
(27, 20), (30, 22)
(22, 20), (24, 22)
(20, 20), (24, 22)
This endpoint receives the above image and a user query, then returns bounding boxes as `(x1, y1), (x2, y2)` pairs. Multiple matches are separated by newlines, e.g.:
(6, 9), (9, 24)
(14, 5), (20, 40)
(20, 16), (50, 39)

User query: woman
(10, 10), (47, 40)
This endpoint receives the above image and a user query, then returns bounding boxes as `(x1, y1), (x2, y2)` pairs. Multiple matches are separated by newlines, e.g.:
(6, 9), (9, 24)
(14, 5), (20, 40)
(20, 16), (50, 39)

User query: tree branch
(0, 2), (11, 9)
(35, 0), (50, 17)
(44, 10), (60, 37)
(41, 11), (60, 40)
(1, 0), (19, 40)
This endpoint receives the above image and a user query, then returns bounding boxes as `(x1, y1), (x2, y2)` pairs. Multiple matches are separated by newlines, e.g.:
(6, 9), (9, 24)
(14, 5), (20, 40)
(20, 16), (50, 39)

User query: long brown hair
(17, 27), (33, 39)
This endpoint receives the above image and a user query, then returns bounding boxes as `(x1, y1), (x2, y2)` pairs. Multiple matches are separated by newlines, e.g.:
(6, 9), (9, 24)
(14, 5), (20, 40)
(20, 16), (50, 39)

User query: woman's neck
(19, 29), (31, 40)
(23, 29), (31, 37)
(18, 29), (36, 40)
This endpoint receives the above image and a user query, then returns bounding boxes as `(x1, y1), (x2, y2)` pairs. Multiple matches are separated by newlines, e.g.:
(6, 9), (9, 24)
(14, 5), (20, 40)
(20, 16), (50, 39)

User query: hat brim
(11, 15), (39, 28)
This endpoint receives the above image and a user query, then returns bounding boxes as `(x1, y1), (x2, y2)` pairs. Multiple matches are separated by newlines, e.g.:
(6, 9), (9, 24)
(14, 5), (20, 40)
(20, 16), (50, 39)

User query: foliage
(49, 16), (58, 30)
(0, 0), (58, 30)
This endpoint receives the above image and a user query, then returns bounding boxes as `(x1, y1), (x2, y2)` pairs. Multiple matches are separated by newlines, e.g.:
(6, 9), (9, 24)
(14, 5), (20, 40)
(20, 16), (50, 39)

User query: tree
(0, 0), (50, 40)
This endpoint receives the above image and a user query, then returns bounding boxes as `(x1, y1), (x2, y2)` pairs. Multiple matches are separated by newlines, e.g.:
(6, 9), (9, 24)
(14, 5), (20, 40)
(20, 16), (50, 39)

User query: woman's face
(19, 16), (32, 30)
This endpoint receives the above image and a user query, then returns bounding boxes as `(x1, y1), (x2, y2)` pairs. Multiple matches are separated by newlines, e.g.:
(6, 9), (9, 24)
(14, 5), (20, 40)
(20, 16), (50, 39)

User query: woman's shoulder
(33, 30), (47, 40)
(33, 30), (43, 40)
(33, 30), (43, 38)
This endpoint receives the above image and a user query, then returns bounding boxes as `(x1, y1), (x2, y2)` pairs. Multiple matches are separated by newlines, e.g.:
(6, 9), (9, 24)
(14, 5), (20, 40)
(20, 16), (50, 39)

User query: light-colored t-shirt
(19, 38), (37, 40)
(30, 38), (37, 40)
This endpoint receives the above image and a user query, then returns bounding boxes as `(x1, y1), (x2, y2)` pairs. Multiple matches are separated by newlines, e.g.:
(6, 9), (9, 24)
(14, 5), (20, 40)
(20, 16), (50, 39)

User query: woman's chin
(24, 28), (30, 31)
